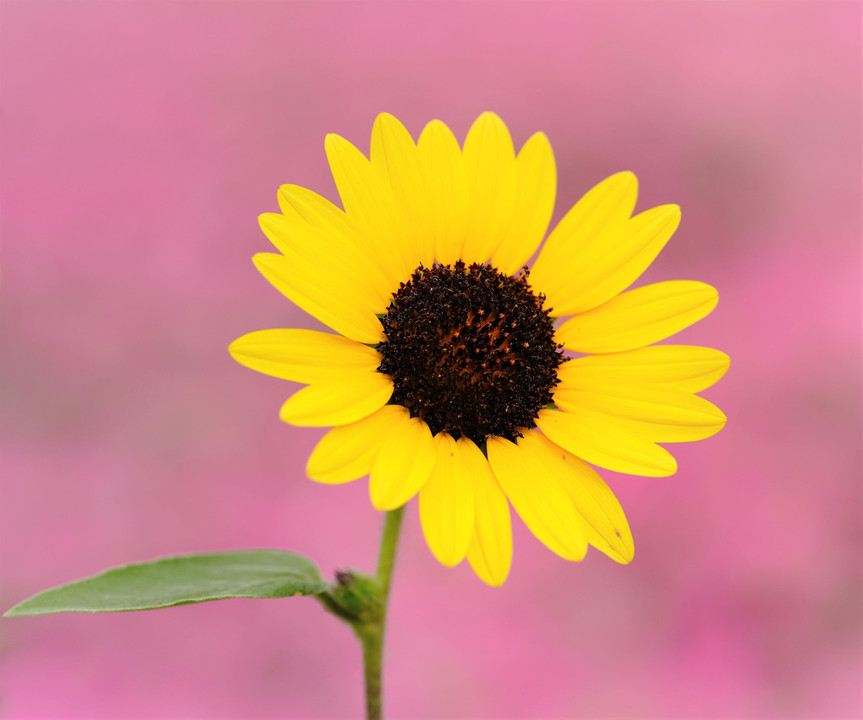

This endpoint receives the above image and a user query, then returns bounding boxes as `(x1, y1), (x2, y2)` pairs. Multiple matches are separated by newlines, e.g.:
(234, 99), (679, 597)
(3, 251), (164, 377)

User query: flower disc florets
(378, 262), (566, 445)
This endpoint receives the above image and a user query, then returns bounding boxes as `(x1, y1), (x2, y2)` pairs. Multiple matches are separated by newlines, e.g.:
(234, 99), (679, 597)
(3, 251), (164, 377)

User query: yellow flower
(230, 112), (728, 586)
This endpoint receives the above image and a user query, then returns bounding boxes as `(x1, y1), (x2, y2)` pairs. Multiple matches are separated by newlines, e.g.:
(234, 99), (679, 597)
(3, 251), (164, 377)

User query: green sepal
(4, 549), (328, 616)
(326, 570), (383, 623)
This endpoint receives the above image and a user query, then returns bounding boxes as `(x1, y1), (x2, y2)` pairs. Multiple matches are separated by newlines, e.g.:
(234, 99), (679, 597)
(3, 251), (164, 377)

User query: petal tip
(305, 460), (328, 484)
(652, 203), (681, 225)
(251, 252), (278, 270)
(305, 459), (320, 479)
(467, 111), (510, 142)
(278, 397), (301, 425)
(659, 454), (679, 477)
(324, 132), (350, 154)
(276, 185), (294, 205)
(617, 545), (635, 564)
(612, 170), (638, 188)
(257, 212), (281, 230)
(479, 572), (509, 587)
(477, 110), (503, 123)
(369, 490), (403, 513)
(227, 336), (248, 361)
(374, 111), (408, 130)
(435, 553), (465, 569)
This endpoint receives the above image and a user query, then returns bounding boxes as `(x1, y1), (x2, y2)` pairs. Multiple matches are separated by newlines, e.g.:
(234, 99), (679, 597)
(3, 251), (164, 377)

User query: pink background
(1, 1), (860, 718)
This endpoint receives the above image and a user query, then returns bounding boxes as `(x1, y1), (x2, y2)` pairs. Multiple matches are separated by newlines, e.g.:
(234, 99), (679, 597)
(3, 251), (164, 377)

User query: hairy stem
(362, 506), (405, 720)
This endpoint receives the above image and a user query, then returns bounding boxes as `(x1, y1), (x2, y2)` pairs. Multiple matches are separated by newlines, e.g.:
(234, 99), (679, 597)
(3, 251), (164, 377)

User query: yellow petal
(252, 253), (384, 345)
(417, 119), (469, 265)
(558, 345), (730, 393)
(464, 438), (512, 586)
(486, 433), (588, 561)
(369, 415), (435, 510)
(461, 112), (517, 264)
(279, 371), (393, 427)
(531, 171), (637, 311)
(324, 132), (413, 287)
(546, 204), (681, 315)
(555, 280), (719, 353)
(527, 433), (634, 564)
(535, 408), (677, 478)
(229, 329), (381, 384)
(419, 433), (475, 567)
(491, 132), (557, 275)
(306, 405), (407, 484)
(259, 213), (387, 310)
(276, 185), (393, 308)
(258, 213), (390, 314)
(553, 381), (727, 443)
(370, 113), (434, 269)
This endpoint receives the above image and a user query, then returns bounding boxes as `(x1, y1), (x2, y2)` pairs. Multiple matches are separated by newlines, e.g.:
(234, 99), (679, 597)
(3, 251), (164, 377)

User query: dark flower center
(377, 261), (566, 446)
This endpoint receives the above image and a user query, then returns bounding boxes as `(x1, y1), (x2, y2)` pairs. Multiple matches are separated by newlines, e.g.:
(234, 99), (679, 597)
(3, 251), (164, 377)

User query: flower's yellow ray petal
(559, 345), (731, 393)
(258, 211), (312, 258)
(229, 329), (382, 384)
(417, 119), (469, 265)
(553, 381), (727, 443)
(419, 433), (476, 567)
(274, 189), (304, 224)
(535, 408), (677, 478)
(279, 371), (393, 427)
(464, 438), (512, 586)
(486, 434), (588, 561)
(306, 405), (407, 485)
(526, 433), (634, 564)
(491, 132), (557, 276)
(461, 112), (517, 264)
(259, 213), (388, 312)
(275, 185), (394, 307)
(370, 113), (434, 269)
(369, 415), (436, 510)
(531, 171), (638, 311)
(252, 253), (384, 345)
(555, 280), (719, 353)
(546, 204), (681, 315)
(324, 132), (412, 287)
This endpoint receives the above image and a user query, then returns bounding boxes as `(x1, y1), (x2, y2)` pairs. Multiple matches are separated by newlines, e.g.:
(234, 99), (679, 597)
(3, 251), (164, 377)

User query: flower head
(230, 113), (728, 585)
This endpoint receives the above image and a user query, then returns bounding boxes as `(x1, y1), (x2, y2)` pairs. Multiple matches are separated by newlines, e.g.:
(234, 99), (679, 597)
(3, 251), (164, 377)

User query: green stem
(362, 506), (405, 720)
(376, 506), (405, 598)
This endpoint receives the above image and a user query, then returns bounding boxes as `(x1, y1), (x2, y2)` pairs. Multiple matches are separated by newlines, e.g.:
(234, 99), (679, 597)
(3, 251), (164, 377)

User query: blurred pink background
(1, 1), (860, 718)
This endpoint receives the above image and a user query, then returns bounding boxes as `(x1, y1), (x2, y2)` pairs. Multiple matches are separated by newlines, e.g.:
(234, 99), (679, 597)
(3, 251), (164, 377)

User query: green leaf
(5, 549), (328, 616)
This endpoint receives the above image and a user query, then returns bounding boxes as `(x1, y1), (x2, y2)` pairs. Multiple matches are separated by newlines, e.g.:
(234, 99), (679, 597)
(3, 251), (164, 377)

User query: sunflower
(230, 112), (728, 586)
